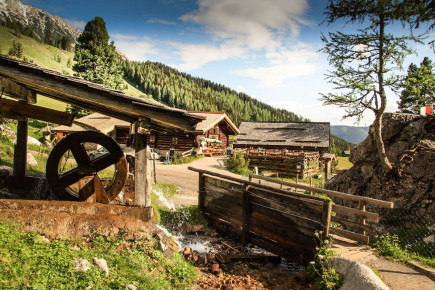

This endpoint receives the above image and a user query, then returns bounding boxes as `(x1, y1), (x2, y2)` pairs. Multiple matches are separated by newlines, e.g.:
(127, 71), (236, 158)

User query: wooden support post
(134, 119), (153, 221)
(153, 155), (157, 184)
(198, 172), (205, 211)
(242, 185), (251, 245)
(13, 118), (28, 178)
(322, 199), (332, 240)
(359, 200), (367, 236)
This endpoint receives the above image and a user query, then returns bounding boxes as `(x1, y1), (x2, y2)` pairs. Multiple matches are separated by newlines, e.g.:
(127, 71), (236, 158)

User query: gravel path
(155, 156), (246, 206)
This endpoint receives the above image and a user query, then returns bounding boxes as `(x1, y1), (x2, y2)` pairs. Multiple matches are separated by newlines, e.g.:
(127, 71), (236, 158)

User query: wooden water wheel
(46, 131), (128, 203)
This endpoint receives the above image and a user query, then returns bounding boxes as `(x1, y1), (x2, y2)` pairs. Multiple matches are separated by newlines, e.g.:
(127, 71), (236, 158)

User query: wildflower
(2, 258), (7, 262)
(310, 261), (316, 265)
(317, 255), (324, 260)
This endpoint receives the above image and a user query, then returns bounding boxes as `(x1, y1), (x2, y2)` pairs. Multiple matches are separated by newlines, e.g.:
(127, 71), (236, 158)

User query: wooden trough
(189, 167), (332, 265)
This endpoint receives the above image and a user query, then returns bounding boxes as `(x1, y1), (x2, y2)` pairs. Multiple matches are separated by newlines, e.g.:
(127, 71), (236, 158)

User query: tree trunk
(373, 113), (392, 173)
(375, 14), (393, 174)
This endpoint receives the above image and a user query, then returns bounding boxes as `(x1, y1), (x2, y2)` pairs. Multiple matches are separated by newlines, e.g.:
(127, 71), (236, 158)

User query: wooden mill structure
(0, 55), (204, 220)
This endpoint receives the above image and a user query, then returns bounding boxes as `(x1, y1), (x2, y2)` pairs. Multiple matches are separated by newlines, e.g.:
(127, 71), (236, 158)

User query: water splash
(153, 189), (176, 210)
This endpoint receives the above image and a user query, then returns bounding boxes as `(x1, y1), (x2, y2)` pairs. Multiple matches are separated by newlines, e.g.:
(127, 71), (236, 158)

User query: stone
(328, 257), (388, 290)
(93, 257), (109, 275)
(27, 152), (37, 166)
(73, 258), (91, 272)
(125, 284), (137, 290)
(327, 113), (435, 223)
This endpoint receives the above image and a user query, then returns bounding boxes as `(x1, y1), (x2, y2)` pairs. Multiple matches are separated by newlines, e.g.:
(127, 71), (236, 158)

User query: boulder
(327, 113), (435, 223)
(328, 257), (388, 290)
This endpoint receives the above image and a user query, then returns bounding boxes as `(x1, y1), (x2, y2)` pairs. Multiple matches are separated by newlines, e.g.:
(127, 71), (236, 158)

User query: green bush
(307, 235), (343, 290)
(226, 152), (251, 175)
(375, 234), (410, 262)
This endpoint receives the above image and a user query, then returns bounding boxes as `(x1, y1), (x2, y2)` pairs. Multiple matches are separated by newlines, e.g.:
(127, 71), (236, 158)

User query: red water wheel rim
(46, 131), (127, 202)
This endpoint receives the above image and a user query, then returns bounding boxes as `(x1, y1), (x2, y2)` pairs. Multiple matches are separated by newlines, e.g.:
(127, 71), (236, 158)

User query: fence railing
(189, 166), (332, 265)
(248, 174), (394, 244)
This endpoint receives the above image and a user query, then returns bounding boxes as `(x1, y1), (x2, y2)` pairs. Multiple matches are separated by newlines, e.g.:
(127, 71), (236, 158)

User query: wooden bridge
(188, 167), (393, 265)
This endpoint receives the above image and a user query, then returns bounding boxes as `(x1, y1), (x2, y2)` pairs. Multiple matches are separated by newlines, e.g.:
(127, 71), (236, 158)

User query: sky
(22, 0), (434, 126)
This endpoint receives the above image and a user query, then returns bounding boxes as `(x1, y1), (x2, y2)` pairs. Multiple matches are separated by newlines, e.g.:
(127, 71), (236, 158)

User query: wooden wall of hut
(154, 133), (195, 151)
(247, 152), (320, 178)
(200, 123), (229, 147)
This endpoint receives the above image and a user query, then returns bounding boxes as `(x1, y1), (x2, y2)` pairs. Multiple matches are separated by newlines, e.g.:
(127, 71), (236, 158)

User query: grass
(159, 206), (207, 234)
(0, 221), (197, 289)
(336, 157), (353, 171)
(171, 155), (204, 165)
(374, 233), (435, 268)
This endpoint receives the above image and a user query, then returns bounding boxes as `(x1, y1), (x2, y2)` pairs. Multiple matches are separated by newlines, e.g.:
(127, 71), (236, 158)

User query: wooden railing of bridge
(248, 174), (394, 244)
(188, 167), (333, 265)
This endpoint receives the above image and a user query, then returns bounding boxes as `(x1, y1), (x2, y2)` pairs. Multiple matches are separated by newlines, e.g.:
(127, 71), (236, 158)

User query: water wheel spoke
(69, 136), (91, 167)
(55, 169), (82, 189)
(93, 153), (123, 173)
(94, 175), (109, 204)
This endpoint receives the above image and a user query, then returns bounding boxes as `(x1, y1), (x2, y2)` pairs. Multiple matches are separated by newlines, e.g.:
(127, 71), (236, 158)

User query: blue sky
(23, 0), (434, 126)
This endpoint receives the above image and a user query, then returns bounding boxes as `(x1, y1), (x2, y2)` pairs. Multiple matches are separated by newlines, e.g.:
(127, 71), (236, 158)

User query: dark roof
(234, 121), (330, 148)
(0, 55), (203, 132)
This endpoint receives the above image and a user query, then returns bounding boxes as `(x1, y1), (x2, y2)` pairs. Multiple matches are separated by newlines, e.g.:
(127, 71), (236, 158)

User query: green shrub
(307, 234), (343, 290)
(375, 234), (410, 262)
(226, 152), (251, 175)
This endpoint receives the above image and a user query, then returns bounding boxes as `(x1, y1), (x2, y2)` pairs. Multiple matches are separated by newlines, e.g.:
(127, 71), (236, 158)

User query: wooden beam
(134, 119), (152, 215)
(0, 60), (202, 132)
(0, 77), (36, 103)
(249, 174), (394, 208)
(13, 119), (28, 178)
(1, 98), (74, 126)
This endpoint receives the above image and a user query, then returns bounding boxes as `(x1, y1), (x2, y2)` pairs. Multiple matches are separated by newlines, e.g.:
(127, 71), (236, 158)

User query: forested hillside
(123, 61), (308, 125)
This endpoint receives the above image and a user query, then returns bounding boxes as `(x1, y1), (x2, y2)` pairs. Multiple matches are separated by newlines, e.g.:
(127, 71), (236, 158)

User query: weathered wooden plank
(203, 193), (243, 213)
(1, 98), (74, 126)
(330, 227), (370, 245)
(322, 200), (332, 239)
(203, 201), (243, 225)
(188, 167), (326, 202)
(249, 234), (315, 266)
(0, 77), (36, 103)
(249, 174), (394, 208)
(331, 215), (375, 233)
(249, 187), (324, 216)
(250, 203), (322, 237)
(203, 212), (242, 233)
(332, 204), (379, 223)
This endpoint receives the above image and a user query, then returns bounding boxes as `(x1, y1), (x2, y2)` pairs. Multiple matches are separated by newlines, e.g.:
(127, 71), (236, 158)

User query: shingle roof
(234, 121), (330, 148)
(187, 111), (239, 134)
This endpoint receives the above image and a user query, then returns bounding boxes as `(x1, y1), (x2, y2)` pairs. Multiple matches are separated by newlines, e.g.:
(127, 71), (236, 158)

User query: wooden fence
(249, 174), (394, 244)
(188, 167), (332, 265)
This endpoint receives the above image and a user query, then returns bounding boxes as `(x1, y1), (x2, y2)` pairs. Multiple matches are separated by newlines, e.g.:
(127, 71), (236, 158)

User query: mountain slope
(123, 61), (308, 126)
(331, 125), (369, 144)
(0, 0), (80, 44)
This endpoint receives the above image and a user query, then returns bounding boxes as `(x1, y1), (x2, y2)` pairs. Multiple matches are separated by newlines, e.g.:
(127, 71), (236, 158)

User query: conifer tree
(398, 57), (435, 113)
(73, 16), (123, 90)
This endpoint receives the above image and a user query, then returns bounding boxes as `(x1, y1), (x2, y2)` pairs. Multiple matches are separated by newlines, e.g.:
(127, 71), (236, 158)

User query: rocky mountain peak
(0, 0), (81, 44)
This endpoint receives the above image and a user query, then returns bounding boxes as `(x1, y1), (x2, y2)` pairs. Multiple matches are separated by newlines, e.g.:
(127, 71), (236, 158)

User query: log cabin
(233, 121), (330, 154)
(54, 111), (239, 155)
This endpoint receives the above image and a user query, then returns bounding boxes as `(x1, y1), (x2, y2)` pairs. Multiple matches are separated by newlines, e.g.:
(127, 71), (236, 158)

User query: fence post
(198, 172), (205, 211)
(322, 199), (332, 240)
(242, 184), (251, 245)
(359, 200), (366, 236)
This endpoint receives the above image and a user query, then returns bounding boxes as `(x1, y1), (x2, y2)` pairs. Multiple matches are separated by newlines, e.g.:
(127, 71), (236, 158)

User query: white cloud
(147, 18), (177, 25)
(236, 85), (246, 93)
(181, 0), (310, 50)
(64, 18), (86, 30)
(170, 42), (246, 71)
(111, 33), (138, 41)
(234, 44), (319, 87)
(112, 36), (159, 61)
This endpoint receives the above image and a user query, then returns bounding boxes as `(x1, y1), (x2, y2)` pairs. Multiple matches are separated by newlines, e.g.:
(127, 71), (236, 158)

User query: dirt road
(155, 156), (246, 206)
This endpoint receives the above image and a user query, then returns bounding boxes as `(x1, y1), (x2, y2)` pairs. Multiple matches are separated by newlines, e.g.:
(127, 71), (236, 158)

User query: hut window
(172, 137), (178, 145)
(150, 135), (155, 143)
